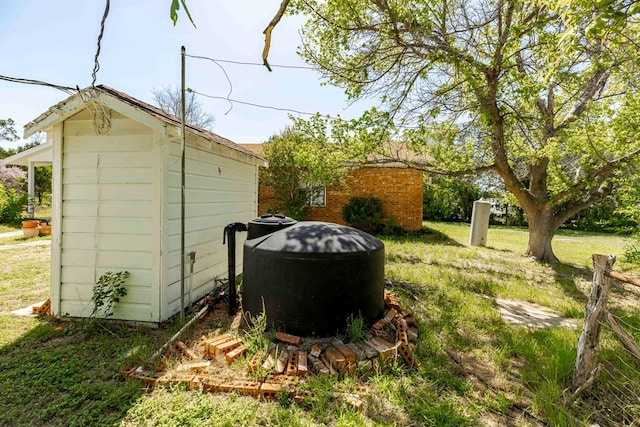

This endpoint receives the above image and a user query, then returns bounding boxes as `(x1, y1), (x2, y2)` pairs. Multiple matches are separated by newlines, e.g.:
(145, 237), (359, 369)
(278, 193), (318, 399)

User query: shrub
(342, 196), (385, 233)
(0, 165), (26, 192)
(423, 177), (480, 222)
(0, 185), (27, 225)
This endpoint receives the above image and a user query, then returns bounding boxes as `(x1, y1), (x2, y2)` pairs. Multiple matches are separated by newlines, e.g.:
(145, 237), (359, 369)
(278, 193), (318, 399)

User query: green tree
(0, 118), (18, 143)
(290, 0), (640, 262)
(261, 118), (352, 219)
(423, 176), (480, 222)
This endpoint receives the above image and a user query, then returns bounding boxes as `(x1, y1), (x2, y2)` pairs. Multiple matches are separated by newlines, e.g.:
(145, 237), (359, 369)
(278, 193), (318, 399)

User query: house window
(306, 185), (326, 207)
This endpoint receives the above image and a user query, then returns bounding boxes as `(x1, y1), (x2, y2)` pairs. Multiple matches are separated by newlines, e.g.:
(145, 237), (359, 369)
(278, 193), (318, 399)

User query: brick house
(240, 143), (424, 231)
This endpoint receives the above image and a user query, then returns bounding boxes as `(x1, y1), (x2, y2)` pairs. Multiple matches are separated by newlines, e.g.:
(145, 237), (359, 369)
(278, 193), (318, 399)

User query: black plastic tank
(247, 213), (297, 240)
(242, 221), (385, 336)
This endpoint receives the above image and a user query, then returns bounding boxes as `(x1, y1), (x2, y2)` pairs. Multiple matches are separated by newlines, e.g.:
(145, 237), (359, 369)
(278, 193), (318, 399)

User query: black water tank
(247, 213), (297, 240)
(242, 221), (385, 336)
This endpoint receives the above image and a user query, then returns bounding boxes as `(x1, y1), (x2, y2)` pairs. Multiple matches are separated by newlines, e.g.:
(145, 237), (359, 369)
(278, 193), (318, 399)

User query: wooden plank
(63, 151), (152, 169)
(63, 183), (153, 201)
(63, 200), (153, 218)
(605, 313), (640, 362)
(605, 269), (640, 288)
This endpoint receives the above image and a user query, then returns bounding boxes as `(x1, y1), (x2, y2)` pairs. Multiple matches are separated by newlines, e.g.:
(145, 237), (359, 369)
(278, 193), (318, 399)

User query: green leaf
(169, 0), (196, 28)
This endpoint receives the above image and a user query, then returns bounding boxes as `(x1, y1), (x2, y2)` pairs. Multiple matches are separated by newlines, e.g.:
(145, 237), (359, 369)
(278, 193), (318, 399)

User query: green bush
(423, 177), (480, 222)
(342, 196), (384, 233)
(0, 184), (27, 225)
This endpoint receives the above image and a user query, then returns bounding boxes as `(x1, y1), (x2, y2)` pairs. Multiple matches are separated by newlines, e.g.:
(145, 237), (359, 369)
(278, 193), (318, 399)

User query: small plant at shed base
(345, 312), (366, 342)
(91, 271), (129, 318)
(242, 298), (268, 355)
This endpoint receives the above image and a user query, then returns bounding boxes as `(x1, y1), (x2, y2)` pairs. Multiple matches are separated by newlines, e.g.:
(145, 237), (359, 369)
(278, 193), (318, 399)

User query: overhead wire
(91, 0), (110, 87)
(189, 88), (342, 119)
(185, 54), (315, 70)
(0, 74), (77, 95)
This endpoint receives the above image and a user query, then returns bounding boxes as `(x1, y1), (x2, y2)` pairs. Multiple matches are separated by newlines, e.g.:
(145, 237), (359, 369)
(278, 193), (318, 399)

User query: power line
(189, 88), (342, 119)
(186, 54), (315, 70)
(0, 74), (77, 95)
(91, 0), (110, 87)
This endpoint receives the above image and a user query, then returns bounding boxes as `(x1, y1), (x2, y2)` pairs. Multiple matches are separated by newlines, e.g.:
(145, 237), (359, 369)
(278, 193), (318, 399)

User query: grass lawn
(1, 223), (639, 426)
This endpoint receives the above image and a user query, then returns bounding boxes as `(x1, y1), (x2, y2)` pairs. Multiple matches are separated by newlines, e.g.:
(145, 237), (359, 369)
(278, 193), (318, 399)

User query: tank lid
(250, 213), (297, 225)
(249, 221), (383, 253)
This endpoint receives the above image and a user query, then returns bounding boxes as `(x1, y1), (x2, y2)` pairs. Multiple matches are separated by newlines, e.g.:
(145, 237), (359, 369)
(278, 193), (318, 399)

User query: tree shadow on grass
(549, 262), (593, 309)
(379, 226), (463, 247)
(0, 316), (171, 427)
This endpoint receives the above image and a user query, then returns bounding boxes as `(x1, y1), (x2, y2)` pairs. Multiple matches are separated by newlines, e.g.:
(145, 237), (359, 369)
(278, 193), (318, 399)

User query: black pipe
(223, 222), (248, 315)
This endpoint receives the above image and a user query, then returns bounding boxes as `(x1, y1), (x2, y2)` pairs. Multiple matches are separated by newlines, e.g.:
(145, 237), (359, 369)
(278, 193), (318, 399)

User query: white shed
(23, 85), (264, 323)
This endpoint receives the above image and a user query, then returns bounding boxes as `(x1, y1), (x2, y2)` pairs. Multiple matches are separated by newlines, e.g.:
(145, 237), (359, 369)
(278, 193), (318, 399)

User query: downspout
(180, 45), (186, 325)
(223, 222), (248, 315)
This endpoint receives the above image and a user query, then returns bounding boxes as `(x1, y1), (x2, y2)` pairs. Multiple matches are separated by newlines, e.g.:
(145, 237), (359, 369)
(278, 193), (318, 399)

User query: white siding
(58, 115), (158, 321)
(161, 136), (258, 320)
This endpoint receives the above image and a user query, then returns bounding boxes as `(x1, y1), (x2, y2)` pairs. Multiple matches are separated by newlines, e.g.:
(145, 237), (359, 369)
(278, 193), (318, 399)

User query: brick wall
(258, 166), (424, 231)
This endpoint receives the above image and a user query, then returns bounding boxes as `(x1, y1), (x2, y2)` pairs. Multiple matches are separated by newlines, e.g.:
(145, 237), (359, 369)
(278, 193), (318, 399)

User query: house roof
(242, 141), (431, 169)
(1, 140), (52, 167)
(23, 85), (265, 165)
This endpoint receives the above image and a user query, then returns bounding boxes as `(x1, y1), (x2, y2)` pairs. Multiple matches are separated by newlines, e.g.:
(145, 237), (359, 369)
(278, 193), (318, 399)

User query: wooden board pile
(125, 290), (418, 404)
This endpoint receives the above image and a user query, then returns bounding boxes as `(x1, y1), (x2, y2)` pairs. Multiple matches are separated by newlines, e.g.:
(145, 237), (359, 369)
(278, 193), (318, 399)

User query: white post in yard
(28, 160), (36, 218)
(469, 200), (491, 246)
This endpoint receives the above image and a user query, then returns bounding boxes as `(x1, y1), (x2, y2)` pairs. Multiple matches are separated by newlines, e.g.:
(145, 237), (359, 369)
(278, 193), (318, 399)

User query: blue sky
(0, 1), (371, 148)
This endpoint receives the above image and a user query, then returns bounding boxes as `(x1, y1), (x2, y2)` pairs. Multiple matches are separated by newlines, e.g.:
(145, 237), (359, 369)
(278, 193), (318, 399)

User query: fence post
(572, 254), (616, 394)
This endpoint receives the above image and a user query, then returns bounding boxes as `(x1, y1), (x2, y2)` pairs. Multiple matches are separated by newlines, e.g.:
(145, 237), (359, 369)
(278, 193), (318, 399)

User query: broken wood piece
(174, 340), (199, 360)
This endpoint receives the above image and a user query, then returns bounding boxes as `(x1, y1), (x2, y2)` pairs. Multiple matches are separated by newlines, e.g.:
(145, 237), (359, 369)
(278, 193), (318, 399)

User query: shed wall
(161, 137), (258, 320)
(58, 113), (159, 321)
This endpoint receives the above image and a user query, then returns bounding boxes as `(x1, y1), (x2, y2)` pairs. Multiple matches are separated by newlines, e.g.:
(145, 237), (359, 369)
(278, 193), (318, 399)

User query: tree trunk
(524, 213), (559, 263)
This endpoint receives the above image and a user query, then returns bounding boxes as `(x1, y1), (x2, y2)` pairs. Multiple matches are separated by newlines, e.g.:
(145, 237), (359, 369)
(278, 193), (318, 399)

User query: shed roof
(23, 85), (264, 165)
